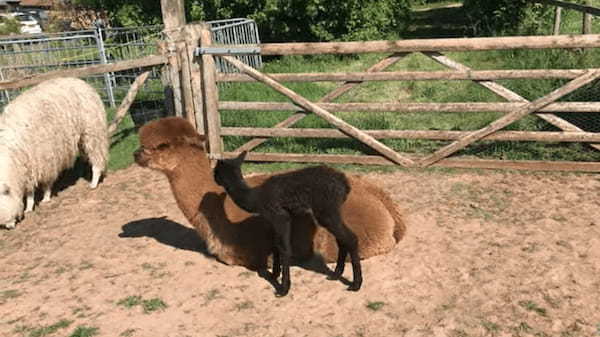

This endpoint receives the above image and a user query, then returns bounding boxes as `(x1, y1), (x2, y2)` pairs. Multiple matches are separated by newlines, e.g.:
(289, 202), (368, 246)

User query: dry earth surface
(1, 166), (600, 337)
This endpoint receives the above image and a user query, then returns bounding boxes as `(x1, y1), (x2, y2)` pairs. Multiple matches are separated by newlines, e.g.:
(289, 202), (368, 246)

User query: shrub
(0, 16), (21, 36)
(462, 0), (553, 36)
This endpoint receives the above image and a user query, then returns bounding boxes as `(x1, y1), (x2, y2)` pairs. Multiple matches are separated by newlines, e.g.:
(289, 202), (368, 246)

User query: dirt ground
(1, 165), (600, 337)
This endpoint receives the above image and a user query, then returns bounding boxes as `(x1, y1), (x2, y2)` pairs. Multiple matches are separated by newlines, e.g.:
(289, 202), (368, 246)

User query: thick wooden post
(199, 23), (223, 158)
(160, 0), (187, 123)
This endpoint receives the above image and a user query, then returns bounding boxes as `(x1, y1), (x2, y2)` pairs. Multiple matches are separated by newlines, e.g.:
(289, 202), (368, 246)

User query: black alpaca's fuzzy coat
(214, 151), (362, 296)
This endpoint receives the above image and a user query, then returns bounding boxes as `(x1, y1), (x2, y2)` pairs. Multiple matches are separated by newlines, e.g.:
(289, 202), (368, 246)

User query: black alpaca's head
(213, 151), (248, 188)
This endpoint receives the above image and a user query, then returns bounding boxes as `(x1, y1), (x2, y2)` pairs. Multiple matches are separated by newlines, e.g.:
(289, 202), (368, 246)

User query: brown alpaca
(134, 117), (407, 273)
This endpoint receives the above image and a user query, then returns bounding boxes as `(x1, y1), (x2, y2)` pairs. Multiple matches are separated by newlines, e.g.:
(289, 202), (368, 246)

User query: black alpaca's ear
(235, 151), (248, 164)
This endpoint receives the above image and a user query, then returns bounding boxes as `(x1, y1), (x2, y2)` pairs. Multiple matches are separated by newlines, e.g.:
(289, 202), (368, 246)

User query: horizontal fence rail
(258, 34), (600, 55)
(219, 102), (600, 113)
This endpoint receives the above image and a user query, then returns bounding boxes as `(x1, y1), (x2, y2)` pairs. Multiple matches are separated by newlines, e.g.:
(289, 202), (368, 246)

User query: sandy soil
(1, 166), (600, 337)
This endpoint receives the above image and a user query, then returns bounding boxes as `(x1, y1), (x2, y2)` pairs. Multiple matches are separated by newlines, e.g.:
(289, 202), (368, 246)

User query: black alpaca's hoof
(275, 288), (289, 297)
(327, 273), (340, 281)
(347, 282), (362, 292)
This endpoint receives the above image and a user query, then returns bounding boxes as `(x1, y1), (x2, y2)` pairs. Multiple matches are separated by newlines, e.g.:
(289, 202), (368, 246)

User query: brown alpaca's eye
(156, 143), (170, 150)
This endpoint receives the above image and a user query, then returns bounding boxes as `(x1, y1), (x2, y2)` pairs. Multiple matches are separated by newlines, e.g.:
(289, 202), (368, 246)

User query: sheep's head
(134, 117), (206, 172)
(0, 182), (22, 229)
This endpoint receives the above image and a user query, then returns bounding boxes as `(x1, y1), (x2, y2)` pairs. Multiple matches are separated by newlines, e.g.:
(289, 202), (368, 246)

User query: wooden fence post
(160, 0), (187, 124)
(553, 6), (562, 35)
(199, 23), (223, 159)
(583, 0), (593, 34)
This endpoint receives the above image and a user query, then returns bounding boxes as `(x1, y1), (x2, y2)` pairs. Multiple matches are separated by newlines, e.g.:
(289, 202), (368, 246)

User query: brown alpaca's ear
(181, 133), (206, 150)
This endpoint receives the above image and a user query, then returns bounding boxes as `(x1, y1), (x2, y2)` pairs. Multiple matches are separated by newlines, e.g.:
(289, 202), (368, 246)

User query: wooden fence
(2, 0), (600, 172)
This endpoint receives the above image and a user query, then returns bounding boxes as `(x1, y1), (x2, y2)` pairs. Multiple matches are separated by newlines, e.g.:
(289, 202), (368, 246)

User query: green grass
(16, 319), (73, 337)
(69, 326), (99, 337)
(366, 301), (385, 311)
(117, 295), (167, 314)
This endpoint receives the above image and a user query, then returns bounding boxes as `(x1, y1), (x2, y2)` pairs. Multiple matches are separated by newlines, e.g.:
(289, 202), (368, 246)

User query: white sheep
(0, 77), (109, 229)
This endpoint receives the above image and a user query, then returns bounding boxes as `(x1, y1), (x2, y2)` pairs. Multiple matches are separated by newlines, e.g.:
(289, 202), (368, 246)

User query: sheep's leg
(25, 191), (35, 213)
(318, 210), (363, 291)
(41, 185), (52, 203)
(269, 213), (292, 297)
(90, 165), (103, 189)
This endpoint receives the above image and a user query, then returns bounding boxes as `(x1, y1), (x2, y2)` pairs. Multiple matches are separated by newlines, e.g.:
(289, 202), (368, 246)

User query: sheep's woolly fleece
(0, 77), (108, 227)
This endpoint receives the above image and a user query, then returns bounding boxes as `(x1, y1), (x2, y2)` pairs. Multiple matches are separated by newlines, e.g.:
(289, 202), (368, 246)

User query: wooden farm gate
(180, 20), (600, 172)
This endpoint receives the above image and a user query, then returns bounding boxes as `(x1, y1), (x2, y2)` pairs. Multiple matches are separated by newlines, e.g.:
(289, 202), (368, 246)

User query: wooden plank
(217, 68), (593, 83)
(220, 55), (416, 167)
(419, 70), (600, 167)
(108, 71), (150, 136)
(535, 0), (600, 16)
(200, 23), (223, 158)
(234, 53), (407, 153)
(178, 40), (196, 128)
(226, 152), (600, 173)
(221, 127), (600, 142)
(258, 34), (600, 55)
(219, 101), (600, 113)
(185, 25), (205, 133)
(0, 55), (167, 90)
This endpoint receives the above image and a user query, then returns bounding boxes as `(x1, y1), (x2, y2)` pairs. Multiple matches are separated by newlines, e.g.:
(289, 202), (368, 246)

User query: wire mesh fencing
(0, 19), (263, 127)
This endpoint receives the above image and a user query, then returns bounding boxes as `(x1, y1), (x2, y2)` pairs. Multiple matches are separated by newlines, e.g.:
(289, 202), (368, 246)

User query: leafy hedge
(462, 0), (553, 36)
(72, 0), (411, 42)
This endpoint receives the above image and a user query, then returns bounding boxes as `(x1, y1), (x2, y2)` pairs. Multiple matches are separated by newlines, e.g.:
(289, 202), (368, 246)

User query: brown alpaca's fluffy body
(134, 117), (407, 270)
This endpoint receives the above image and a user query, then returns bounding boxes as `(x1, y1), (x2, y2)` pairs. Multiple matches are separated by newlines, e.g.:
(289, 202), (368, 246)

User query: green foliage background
(72, 0), (411, 42)
(462, 0), (554, 35)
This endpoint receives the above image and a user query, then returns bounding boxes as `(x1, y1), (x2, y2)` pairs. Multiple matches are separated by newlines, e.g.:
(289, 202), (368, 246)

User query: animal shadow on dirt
(119, 213), (347, 291)
(119, 217), (210, 254)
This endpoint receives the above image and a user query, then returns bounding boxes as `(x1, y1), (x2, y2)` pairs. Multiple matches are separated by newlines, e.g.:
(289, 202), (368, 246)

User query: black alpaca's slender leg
(271, 247), (281, 280)
(318, 210), (363, 291)
(269, 212), (292, 296)
(328, 244), (347, 280)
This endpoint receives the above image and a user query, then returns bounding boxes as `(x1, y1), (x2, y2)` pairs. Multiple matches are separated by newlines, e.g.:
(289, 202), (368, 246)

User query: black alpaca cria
(213, 151), (362, 296)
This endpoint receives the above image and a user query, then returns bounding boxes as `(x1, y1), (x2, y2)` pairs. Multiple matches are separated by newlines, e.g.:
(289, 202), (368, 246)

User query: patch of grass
(366, 301), (385, 311)
(117, 295), (143, 308)
(120, 329), (136, 337)
(117, 295), (167, 313)
(235, 300), (254, 311)
(0, 289), (21, 304)
(26, 319), (72, 337)
(141, 298), (168, 313)
(203, 289), (222, 305)
(519, 300), (548, 317)
(482, 320), (500, 334)
(69, 326), (99, 337)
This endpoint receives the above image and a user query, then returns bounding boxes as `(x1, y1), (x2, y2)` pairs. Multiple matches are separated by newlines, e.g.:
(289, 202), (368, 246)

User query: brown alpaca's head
(134, 117), (206, 172)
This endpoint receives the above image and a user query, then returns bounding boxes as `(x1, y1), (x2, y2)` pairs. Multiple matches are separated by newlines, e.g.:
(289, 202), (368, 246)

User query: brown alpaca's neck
(164, 147), (221, 226)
